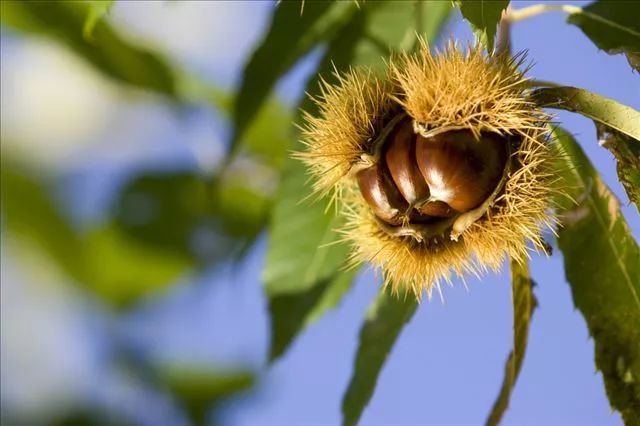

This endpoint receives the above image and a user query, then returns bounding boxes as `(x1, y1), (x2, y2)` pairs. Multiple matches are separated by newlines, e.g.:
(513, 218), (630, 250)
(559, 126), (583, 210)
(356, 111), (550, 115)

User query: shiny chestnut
(384, 119), (430, 207)
(415, 130), (509, 213)
(356, 163), (408, 226)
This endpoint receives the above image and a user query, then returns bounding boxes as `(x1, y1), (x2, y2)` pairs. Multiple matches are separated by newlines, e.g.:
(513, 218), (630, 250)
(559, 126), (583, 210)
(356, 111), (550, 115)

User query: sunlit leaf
(531, 87), (640, 140)
(456, 0), (510, 53)
(486, 259), (537, 426)
(554, 127), (640, 423)
(0, 0), (178, 96)
(83, 0), (114, 40)
(567, 0), (640, 72)
(342, 292), (418, 426)
(532, 86), (640, 213)
(232, 0), (358, 151)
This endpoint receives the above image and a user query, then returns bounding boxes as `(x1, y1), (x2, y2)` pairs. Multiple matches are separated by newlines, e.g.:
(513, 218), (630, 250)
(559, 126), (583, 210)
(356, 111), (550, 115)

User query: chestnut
(418, 200), (456, 218)
(356, 164), (408, 226)
(385, 119), (430, 207)
(415, 130), (509, 213)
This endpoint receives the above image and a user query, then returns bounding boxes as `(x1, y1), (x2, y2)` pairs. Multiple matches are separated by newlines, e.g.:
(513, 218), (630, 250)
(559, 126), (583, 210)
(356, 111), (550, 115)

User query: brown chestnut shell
(356, 164), (408, 226)
(385, 119), (431, 207)
(415, 130), (509, 213)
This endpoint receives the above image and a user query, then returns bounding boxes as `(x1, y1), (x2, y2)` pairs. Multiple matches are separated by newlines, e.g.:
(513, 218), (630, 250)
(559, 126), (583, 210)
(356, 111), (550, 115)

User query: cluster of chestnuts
(357, 118), (510, 231)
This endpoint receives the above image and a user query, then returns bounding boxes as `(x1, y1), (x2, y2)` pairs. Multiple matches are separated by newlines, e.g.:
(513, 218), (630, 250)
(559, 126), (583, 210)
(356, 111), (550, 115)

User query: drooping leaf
(0, 0), (178, 97)
(158, 365), (255, 426)
(232, 0), (358, 151)
(342, 292), (418, 426)
(268, 268), (357, 362)
(554, 127), (640, 423)
(456, 0), (510, 53)
(264, 0), (452, 363)
(566, 0), (640, 72)
(595, 124), (640, 213)
(531, 86), (640, 213)
(83, 0), (114, 40)
(486, 259), (537, 426)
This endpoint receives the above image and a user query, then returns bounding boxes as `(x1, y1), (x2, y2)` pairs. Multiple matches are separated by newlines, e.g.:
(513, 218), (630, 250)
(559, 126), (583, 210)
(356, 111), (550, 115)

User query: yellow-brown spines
(297, 40), (559, 299)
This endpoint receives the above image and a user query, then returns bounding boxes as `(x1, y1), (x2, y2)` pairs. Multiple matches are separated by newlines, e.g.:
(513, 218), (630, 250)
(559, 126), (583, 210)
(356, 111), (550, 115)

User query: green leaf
(268, 268), (357, 362)
(531, 86), (640, 213)
(158, 365), (255, 426)
(566, 1), (640, 72)
(261, 10), (367, 362)
(595, 124), (640, 213)
(486, 259), (537, 426)
(0, 0), (178, 97)
(456, 0), (510, 53)
(262, 162), (352, 296)
(232, 0), (358, 151)
(83, 0), (114, 40)
(263, 0), (452, 363)
(352, 0), (452, 67)
(342, 292), (418, 426)
(554, 127), (640, 423)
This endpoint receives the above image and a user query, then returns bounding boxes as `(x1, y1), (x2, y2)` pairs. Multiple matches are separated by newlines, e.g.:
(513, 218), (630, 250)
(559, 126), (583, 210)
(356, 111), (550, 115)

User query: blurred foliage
(111, 170), (269, 264)
(158, 364), (255, 425)
(567, 0), (640, 72)
(1, 162), (191, 308)
(555, 127), (640, 423)
(0, 0), (178, 96)
(83, 0), (115, 40)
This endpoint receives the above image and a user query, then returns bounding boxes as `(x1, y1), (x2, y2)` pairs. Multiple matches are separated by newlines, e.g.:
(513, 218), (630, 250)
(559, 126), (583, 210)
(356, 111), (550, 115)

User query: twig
(505, 4), (582, 23)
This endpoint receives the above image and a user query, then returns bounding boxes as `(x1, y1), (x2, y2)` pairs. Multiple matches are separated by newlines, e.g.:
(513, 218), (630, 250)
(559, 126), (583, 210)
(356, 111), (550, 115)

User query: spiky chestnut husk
(297, 40), (561, 299)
